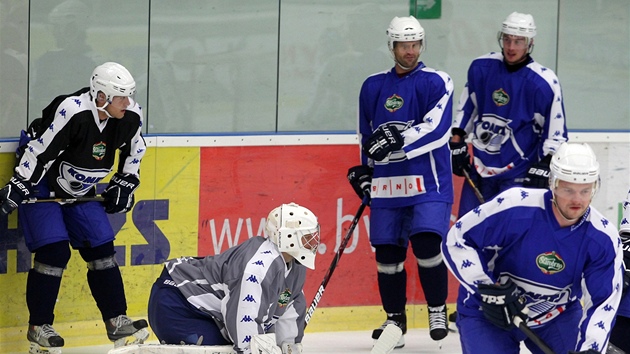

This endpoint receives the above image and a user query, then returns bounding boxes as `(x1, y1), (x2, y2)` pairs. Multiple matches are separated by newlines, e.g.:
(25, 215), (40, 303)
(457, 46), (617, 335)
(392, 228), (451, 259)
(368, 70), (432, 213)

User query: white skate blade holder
(371, 323), (403, 354)
(108, 344), (235, 354)
(29, 343), (62, 354)
(113, 327), (151, 348)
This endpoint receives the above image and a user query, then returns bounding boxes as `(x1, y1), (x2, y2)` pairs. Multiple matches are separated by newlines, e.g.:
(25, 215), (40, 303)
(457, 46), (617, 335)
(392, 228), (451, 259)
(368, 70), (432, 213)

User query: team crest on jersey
(384, 94), (404, 112)
(472, 114), (513, 154)
(492, 88), (510, 106)
(278, 288), (291, 307)
(57, 161), (110, 196)
(536, 251), (565, 274)
(92, 141), (106, 160)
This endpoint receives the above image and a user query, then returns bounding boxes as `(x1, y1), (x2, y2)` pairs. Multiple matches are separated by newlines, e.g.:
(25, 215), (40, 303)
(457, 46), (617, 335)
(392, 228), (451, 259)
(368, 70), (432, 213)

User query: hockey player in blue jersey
(0, 62), (149, 353)
(443, 142), (622, 354)
(347, 15), (453, 348)
(450, 12), (568, 218)
(147, 202), (319, 354)
(609, 188), (630, 353)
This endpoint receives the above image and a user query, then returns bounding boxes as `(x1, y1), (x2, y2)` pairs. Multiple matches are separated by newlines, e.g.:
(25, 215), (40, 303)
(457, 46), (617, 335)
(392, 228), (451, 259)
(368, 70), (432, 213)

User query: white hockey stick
(370, 324), (403, 354)
(107, 344), (235, 354)
(21, 196), (105, 204)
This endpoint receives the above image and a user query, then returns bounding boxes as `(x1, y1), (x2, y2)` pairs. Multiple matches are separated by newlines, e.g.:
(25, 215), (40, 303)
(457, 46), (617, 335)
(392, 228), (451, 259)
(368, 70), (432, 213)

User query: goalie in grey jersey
(148, 202), (320, 354)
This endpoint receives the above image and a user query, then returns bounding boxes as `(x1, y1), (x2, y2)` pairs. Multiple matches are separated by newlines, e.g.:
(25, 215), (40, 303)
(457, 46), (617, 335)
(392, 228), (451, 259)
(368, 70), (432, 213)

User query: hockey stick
(304, 195), (369, 326)
(462, 169), (485, 204)
(607, 343), (627, 354)
(21, 196), (105, 204)
(513, 316), (556, 354)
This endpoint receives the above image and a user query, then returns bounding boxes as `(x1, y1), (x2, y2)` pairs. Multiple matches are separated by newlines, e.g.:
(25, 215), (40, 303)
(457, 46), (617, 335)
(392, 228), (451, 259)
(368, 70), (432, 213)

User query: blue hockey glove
(523, 155), (552, 188)
(102, 173), (139, 214)
(362, 124), (404, 162)
(0, 176), (33, 215)
(347, 165), (373, 202)
(449, 141), (471, 177)
(478, 279), (526, 330)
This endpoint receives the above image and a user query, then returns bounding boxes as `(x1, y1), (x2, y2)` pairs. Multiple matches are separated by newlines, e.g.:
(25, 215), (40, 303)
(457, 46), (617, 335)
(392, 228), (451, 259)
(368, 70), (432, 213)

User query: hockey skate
(106, 315), (150, 348)
(428, 304), (448, 341)
(372, 313), (406, 349)
(27, 324), (64, 354)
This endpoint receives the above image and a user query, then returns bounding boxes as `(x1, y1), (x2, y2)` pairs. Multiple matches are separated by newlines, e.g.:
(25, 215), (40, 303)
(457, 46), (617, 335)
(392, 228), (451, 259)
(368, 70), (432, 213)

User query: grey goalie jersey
(165, 236), (307, 353)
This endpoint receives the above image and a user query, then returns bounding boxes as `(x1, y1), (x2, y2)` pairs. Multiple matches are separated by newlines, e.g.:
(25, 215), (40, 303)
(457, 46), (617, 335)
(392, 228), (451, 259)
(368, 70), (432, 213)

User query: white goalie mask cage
(386, 16), (425, 53)
(90, 62), (136, 103)
(549, 142), (600, 197)
(265, 202), (320, 270)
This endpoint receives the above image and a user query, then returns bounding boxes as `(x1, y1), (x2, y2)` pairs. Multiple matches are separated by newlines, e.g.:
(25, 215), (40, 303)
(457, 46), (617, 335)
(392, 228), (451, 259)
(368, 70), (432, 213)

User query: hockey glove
(478, 279), (526, 330)
(449, 141), (471, 177)
(281, 342), (303, 354)
(347, 165), (373, 202)
(102, 173), (139, 214)
(523, 155), (552, 188)
(362, 124), (404, 162)
(0, 175), (33, 215)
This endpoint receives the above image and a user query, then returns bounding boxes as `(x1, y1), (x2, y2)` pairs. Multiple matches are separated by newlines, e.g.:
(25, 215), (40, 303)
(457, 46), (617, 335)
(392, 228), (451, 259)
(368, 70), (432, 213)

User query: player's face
(105, 96), (131, 119)
(552, 180), (594, 222)
(501, 34), (530, 65)
(393, 41), (421, 70)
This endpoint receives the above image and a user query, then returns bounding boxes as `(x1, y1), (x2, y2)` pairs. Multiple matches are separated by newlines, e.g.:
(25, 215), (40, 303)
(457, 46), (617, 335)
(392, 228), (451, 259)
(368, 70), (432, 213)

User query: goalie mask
(266, 202), (320, 270)
(90, 62), (136, 105)
(549, 142), (600, 198)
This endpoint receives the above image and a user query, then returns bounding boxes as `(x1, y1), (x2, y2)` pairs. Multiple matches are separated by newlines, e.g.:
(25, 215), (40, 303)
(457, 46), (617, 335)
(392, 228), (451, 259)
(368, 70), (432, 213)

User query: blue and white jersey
(358, 62), (454, 208)
(165, 237), (306, 354)
(443, 187), (622, 352)
(453, 52), (567, 179)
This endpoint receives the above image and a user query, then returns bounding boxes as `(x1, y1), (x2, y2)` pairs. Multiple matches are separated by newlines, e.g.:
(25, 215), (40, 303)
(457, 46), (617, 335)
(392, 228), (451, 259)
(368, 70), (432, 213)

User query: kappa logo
(492, 88), (510, 106)
(384, 94), (404, 112)
(536, 251), (565, 274)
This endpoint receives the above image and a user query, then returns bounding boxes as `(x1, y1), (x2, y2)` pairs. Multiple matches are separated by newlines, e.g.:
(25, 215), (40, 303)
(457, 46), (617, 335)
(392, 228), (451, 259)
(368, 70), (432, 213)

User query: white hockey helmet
(500, 12), (536, 38)
(90, 62), (136, 103)
(386, 16), (425, 53)
(265, 202), (320, 270)
(549, 142), (600, 195)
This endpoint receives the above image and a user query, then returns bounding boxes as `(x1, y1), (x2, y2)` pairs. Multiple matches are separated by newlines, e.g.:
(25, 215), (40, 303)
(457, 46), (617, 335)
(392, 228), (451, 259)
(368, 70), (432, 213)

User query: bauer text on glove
(0, 176), (33, 215)
(362, 124), (404, 162)
(102, 173), (139, 214)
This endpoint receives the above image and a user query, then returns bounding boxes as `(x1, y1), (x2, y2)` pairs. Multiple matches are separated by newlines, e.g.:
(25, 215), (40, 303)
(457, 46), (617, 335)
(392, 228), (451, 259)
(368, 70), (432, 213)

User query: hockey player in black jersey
(0, 62), (149, 353)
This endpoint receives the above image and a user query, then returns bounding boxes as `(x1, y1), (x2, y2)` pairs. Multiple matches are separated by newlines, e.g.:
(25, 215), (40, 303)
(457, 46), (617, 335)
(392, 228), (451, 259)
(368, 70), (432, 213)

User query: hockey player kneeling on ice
(442, 142), (623, 354)
(0, 62), (149, 354)
(147, 203), (320, 354)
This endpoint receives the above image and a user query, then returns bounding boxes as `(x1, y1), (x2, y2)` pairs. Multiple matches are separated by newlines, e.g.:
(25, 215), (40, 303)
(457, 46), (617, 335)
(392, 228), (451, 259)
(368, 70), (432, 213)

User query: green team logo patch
(492, 88), (510, 106)
(92, 141), (106, 160)
(384, 94), (404, 112)
(278, 288), (292, 307)
(536, 251), (565, 274)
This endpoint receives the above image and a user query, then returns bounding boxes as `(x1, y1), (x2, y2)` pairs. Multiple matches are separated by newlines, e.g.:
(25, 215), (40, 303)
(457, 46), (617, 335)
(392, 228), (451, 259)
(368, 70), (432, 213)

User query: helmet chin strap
(94, 98), (113, 119)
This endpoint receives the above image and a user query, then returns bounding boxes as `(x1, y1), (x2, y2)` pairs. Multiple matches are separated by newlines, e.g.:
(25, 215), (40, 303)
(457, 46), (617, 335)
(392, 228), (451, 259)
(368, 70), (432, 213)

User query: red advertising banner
(199, 145), (463, 308)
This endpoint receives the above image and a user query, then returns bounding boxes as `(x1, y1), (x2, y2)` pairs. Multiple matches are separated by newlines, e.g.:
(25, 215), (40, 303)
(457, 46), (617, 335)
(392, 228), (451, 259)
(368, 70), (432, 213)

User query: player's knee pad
(410, 233), (443, 268)
(78, 242), (118, 270)
(33, 241), (71, 269)
(375, 245), (407, 274)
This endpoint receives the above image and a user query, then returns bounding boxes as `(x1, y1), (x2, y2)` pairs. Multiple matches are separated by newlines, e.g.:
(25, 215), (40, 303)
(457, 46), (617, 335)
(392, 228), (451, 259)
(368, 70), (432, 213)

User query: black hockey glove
(478, 279), (526, 330)
(449, 140), (471, 177)
(102, 173), (139, 214)
(568, 350), (601, 354)
(621, 233), (630, 294)
(0, 176), (34, 215)
(362, 124), (404, 162)
(347, 165), (373, 202)
(523, 155), (552, 188)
